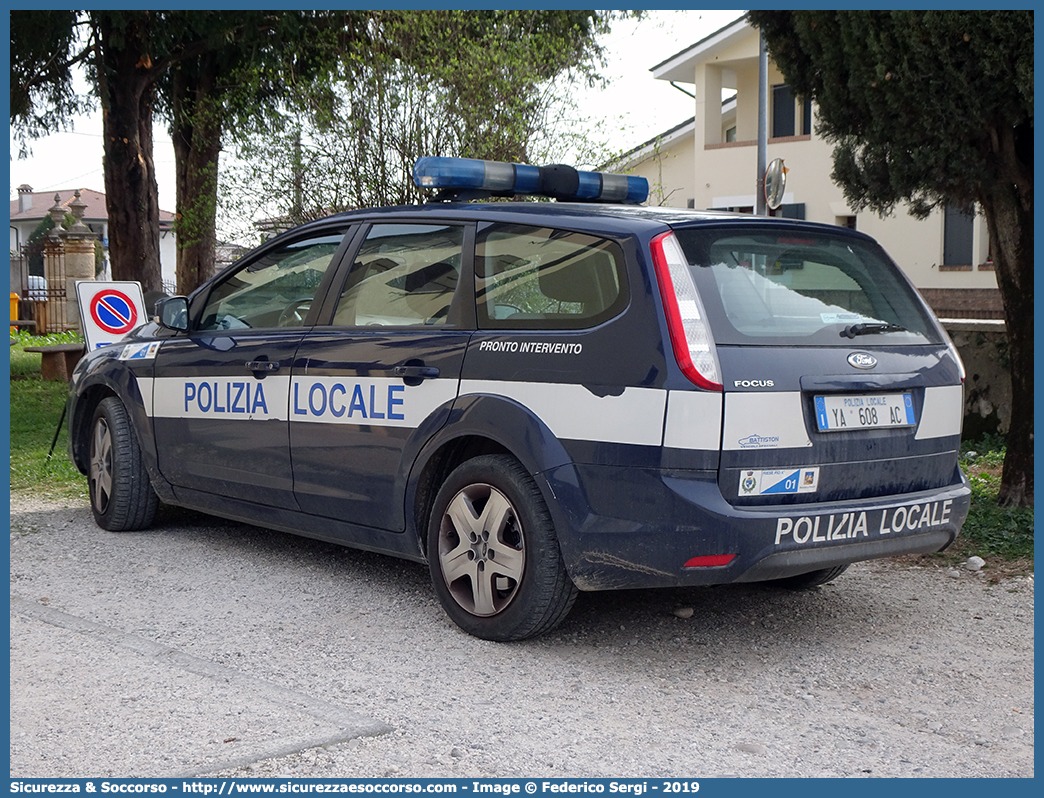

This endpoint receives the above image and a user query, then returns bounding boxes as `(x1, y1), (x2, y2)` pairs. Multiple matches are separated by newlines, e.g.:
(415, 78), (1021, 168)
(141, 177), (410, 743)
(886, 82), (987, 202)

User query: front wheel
(89, 397), (158, 531)
(427, 455), (577, 641)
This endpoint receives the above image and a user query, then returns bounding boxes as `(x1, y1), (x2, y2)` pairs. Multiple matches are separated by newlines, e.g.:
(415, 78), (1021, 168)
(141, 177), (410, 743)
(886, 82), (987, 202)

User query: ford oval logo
(848, 352), (878, 370)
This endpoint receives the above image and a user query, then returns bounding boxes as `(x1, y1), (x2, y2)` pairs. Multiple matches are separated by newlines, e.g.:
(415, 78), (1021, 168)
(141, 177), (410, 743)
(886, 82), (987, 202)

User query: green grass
(9, 331), (89, 501)
(955, 435), (1034, 563)
(959, 432), (1008, 470)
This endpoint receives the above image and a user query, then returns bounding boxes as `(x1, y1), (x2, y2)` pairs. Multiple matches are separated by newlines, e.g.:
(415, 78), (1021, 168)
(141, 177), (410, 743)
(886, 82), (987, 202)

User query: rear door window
(333, 223), (465, 327)
(475, 224), (628, 329)
(673, 227), (939, 345)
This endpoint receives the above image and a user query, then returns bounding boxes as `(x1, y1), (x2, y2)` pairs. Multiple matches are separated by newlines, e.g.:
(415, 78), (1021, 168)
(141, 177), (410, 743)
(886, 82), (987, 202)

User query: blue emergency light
(413, 156), (649, 204)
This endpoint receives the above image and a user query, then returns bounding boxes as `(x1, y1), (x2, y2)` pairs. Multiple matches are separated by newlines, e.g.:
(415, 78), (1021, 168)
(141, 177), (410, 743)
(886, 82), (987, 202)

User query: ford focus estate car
(67, 157), (970, 640)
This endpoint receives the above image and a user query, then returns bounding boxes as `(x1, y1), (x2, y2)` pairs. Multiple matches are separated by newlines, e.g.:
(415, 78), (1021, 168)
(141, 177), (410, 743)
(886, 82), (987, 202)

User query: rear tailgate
(667, 222), (966, 507)
(716, 344), (963, 506)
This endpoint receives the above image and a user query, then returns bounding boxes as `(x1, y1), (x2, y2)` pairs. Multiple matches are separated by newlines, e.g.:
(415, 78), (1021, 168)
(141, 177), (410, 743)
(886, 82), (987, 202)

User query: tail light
(650, 231), (723, 391)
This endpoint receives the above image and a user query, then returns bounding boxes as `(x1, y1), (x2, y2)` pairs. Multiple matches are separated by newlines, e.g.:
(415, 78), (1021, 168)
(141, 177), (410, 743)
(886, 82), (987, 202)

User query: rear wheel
(427, 455), (577, 641)
(89, 397), (158, 531)
(768, 564), (850, 590)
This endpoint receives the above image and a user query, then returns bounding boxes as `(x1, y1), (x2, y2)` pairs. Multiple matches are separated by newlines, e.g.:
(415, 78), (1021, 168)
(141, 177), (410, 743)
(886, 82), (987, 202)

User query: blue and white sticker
(119, 341), (161, 361)
(739, 467), (819, 496)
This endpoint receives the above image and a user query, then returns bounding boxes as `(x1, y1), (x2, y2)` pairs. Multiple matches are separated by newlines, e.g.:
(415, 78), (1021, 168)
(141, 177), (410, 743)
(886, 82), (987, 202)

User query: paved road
(9, 495), (1034, 778)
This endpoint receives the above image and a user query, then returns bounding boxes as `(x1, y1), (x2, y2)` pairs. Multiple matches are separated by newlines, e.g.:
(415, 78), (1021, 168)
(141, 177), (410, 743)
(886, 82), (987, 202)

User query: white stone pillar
(59, 191), (99, 334)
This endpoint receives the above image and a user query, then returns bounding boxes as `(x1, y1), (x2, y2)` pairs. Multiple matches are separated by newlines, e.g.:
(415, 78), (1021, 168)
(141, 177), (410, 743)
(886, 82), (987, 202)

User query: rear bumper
(733, 528), (952, 582)
(544, 463), (970, 591)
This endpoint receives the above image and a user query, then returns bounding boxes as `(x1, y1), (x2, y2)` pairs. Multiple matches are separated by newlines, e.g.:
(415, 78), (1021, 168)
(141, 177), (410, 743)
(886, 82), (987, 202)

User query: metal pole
(756, 30), (768, 216)
(46, 402), (67, 461)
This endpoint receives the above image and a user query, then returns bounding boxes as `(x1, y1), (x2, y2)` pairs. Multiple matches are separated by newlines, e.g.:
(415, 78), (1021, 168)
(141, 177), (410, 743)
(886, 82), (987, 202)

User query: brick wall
(921, 288), (1004, 320)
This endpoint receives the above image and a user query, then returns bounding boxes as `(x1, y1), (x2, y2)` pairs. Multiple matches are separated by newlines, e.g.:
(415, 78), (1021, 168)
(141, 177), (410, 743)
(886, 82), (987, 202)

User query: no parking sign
(75, 281), (148, 350)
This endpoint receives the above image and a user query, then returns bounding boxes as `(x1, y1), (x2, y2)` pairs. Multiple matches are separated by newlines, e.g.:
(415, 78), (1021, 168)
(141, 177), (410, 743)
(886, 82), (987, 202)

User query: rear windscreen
(673, 227), (939, 346)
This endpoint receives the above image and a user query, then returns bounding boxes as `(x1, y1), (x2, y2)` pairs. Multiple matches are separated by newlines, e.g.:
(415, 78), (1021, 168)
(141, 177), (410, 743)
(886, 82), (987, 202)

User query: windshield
(673, 226), (939, 346)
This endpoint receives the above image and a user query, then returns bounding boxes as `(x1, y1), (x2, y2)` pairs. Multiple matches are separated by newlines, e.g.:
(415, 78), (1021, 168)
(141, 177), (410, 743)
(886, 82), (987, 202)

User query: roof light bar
(413, 156), (648, 204)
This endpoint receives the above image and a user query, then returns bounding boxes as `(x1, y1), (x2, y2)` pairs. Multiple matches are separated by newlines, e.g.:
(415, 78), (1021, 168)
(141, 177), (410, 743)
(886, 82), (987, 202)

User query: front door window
(199, 233), (346, 331)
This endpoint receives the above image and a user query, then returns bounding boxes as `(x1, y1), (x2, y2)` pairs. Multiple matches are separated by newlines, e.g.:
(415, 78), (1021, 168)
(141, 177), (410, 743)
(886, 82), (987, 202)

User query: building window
(836, 216), (857, 230)
(772, 84), (795, 138)
(711, 205), (754, 215)
(725, 126), (737, 143)
(942, 205), (975, 270)
(778, 203), (806, 220)
(979, 233), (995, 270)
(771, 84), (812, 139)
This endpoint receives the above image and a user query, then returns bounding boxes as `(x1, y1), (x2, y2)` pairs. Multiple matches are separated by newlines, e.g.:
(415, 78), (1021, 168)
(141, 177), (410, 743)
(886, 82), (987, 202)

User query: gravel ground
(9, 493), (1034, 779)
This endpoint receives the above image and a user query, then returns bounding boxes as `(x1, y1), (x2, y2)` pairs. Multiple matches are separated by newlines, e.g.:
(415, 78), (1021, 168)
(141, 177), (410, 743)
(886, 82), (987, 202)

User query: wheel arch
(69, 382), (119, 473)
(405, 393), (575, 559)
(69, 368), (175, 503)
(86, 394), (160, 531)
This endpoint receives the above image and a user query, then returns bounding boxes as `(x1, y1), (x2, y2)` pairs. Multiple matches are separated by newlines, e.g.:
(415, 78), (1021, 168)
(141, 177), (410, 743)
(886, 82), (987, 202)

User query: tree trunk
(172, 56), (224, 296)
(980, 178), (1033, 507)
(93, 13), (162, 293)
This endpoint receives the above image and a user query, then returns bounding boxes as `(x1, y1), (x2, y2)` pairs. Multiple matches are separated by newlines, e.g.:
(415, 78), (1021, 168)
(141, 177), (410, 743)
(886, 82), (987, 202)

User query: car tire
(427, 454), (578, 641)
(767, 564), (850, 590)
(89, 397), (159, 532)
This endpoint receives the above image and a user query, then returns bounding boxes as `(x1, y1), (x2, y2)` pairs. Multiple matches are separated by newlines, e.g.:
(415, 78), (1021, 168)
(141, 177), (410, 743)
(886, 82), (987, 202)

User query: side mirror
(156, 296), (190, 332)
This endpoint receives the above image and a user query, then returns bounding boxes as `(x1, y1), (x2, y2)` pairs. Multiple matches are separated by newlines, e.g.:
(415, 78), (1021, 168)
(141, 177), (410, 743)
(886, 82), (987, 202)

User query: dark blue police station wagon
(67, 157), (971, 640)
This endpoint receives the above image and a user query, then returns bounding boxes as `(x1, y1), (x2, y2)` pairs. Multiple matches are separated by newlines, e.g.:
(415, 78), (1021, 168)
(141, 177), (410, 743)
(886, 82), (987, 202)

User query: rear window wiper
(840, 322), (908, 338)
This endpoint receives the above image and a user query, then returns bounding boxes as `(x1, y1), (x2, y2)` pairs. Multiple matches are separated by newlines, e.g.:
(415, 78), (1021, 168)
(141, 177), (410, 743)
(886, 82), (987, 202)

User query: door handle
(394, 365), (440, 380)
(245, 360), (281, 373)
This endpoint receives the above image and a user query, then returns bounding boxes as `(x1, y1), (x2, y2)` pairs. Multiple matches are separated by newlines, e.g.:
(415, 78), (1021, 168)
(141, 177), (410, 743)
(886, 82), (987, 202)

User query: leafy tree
(748, 10), (1033, 508)
(156, 12), (368, 294)
(12, 10), (612, 294)
(88, 12), (169, 292)
(219, 10), (614, 239)
(13, 11), (193, 291)
(11, 11), (363, 294)
(9, 11), (89, 146)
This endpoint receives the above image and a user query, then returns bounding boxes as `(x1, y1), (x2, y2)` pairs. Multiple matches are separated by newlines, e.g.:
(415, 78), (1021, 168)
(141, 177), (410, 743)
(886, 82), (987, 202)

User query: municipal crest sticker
(741, 472), (759, 494)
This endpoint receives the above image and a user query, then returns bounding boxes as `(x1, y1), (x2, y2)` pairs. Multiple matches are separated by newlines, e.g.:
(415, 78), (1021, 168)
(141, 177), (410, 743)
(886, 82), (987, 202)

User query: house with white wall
(614, 16), (1001, 319)
(10, 184), (177, 293)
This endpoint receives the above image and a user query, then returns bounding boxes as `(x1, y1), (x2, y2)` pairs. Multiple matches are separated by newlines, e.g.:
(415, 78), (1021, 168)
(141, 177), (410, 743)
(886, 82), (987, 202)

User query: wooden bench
(23, 343), (87, 381)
